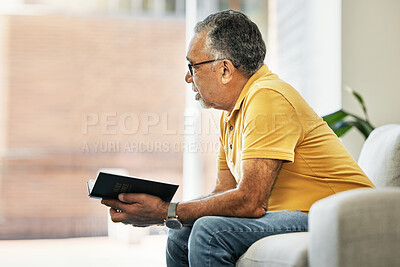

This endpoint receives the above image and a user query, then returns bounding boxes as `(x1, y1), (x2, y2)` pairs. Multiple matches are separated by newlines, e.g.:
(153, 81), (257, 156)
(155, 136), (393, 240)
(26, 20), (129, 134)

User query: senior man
(101, 10), (374, 266)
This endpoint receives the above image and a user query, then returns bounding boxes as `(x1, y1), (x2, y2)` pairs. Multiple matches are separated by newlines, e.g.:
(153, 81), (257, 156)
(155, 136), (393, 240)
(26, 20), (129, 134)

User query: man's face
(185, 32), (219, 109)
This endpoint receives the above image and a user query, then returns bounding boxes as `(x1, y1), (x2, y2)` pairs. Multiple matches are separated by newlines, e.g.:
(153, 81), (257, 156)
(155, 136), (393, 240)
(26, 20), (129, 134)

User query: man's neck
(226, 75), (250, 113)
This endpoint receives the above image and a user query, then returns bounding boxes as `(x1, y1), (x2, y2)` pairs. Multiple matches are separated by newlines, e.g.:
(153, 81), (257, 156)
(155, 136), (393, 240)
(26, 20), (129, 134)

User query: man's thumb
(119, 193), (146, 203)
(118, 193), (130, 203)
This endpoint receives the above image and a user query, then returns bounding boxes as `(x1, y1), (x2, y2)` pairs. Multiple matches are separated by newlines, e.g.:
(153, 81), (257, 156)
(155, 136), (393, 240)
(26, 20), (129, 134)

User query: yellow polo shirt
(218, 65), (375, 212)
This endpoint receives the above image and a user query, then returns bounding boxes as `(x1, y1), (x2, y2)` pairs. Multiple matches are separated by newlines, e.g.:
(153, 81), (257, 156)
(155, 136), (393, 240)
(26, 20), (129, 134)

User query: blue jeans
(166, 210), (308, 267)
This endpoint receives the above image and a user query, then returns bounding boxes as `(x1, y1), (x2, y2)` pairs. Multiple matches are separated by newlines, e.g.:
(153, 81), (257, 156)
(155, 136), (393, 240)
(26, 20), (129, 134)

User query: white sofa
(236, 124), (400, 267)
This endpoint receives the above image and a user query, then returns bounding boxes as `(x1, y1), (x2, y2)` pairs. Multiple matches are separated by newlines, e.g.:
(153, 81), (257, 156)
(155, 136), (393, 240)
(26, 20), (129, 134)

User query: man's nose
(185, 71), (193, 83)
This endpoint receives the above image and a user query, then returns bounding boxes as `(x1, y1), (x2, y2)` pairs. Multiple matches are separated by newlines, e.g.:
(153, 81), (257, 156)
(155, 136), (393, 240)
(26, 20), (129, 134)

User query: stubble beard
(195, 93), (212, 109)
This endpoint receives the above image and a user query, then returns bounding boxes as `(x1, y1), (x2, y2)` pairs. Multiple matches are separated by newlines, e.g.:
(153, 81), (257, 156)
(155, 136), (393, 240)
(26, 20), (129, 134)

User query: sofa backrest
(358, 124), (400, 187)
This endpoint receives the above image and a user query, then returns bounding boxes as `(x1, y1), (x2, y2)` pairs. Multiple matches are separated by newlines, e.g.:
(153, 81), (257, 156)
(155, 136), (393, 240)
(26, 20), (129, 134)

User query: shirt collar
(225, 65), (270, 121)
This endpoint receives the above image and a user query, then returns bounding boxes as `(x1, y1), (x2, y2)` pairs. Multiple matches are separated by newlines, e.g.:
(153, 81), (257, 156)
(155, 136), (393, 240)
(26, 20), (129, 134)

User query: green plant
(322, 85), (375, 139)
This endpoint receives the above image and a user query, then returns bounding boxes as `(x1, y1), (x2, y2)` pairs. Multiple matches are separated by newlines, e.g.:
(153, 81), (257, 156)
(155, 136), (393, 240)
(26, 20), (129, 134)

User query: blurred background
(0, 0), (399, 266)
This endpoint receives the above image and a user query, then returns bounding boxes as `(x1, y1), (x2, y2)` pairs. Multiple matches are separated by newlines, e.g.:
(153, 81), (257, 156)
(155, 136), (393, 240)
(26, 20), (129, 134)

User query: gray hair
(194, 10), (266, 77)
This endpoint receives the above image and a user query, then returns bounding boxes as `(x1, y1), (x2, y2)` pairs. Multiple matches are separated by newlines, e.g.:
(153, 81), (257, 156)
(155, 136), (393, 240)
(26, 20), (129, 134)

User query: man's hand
(101, 193), (169, 227)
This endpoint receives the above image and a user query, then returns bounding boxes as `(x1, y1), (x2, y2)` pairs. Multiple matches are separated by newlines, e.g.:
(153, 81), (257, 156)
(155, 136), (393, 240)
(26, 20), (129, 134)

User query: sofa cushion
(358, 124), (400, 187)
(236, 232), (308, 267)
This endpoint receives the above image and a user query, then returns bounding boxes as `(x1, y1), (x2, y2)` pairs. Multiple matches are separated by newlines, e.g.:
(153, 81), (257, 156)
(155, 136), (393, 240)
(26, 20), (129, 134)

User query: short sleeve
(241, 88), (303, 162)
(217, 143), (229, 170)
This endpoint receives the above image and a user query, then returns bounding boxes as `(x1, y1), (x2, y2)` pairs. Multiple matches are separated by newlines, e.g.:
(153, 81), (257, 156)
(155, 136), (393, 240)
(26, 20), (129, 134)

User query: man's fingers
(109, 208), (127, 222)
(101, 199), (127, 212)
(118, 193), (147, 203)
(101, 199), (117, 207)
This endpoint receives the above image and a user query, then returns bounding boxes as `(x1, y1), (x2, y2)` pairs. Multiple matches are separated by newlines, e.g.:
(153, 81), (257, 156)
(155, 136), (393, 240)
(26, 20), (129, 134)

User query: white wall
(267, 0), (341, 116)
(341, 0), (400, 160)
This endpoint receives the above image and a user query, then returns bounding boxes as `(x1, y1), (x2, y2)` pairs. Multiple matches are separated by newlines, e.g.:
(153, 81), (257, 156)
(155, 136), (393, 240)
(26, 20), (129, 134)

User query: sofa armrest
(308, 188), (400, 267)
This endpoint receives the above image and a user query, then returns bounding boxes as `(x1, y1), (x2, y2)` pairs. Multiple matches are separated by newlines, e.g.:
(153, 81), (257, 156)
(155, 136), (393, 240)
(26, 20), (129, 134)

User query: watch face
(165, 218), (182, 229)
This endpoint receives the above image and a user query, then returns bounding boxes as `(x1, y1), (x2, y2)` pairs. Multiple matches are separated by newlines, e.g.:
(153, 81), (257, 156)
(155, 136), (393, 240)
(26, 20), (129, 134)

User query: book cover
(87, 172), (179, 202)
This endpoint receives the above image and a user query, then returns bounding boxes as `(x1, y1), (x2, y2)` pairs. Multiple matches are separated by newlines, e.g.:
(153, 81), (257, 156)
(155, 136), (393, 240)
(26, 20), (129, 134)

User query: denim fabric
(166, 210), (308, 267)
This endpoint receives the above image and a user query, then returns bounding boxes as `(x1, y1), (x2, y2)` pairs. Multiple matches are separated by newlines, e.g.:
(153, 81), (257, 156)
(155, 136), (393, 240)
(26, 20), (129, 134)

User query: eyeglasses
(187, 59), (225, 76)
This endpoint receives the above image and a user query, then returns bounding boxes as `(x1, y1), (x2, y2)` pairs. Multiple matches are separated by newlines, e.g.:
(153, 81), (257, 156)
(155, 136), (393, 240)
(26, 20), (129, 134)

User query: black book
(87, 172), (179, 202)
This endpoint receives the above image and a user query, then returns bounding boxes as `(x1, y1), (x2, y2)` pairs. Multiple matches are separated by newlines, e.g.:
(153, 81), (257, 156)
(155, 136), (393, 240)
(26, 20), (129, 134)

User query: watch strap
(167, 202), (179, 218)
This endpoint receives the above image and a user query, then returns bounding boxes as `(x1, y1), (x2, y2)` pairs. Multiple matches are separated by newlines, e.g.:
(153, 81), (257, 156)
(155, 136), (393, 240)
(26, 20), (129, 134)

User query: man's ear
(221, 60), (235, 85)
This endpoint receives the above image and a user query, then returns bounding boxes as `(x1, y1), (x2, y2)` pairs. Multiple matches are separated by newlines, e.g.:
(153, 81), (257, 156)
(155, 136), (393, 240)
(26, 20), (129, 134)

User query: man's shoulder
(247, 77), (309, 111)
(249, 76), (296, 96)
(245, 79), (295, 107)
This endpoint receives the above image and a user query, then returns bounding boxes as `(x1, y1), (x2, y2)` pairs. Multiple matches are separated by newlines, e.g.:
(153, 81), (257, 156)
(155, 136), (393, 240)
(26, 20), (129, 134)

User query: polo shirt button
(229, 125), (233, 131)
(229, 144), (233, 149)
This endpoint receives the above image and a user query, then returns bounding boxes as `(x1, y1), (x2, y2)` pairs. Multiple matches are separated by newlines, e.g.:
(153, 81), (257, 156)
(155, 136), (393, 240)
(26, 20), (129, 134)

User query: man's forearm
(176, 187), (266, 226)
(185, 192), (218, 202)
(180, 186), (227, 203)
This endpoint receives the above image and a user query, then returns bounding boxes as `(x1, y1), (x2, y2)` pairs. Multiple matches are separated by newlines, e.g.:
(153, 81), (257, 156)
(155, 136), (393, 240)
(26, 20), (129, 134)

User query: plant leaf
(322, 110), (348, 127)
(352, 118), (375, 139)
(344, 85), (370, 121)
(330, 120), (357, 137)
(323, 87), (375, 139)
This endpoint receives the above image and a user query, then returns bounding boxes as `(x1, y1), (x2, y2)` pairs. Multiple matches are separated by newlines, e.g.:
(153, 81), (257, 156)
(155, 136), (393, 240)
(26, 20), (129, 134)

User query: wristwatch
(165, 202), (183, 229)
